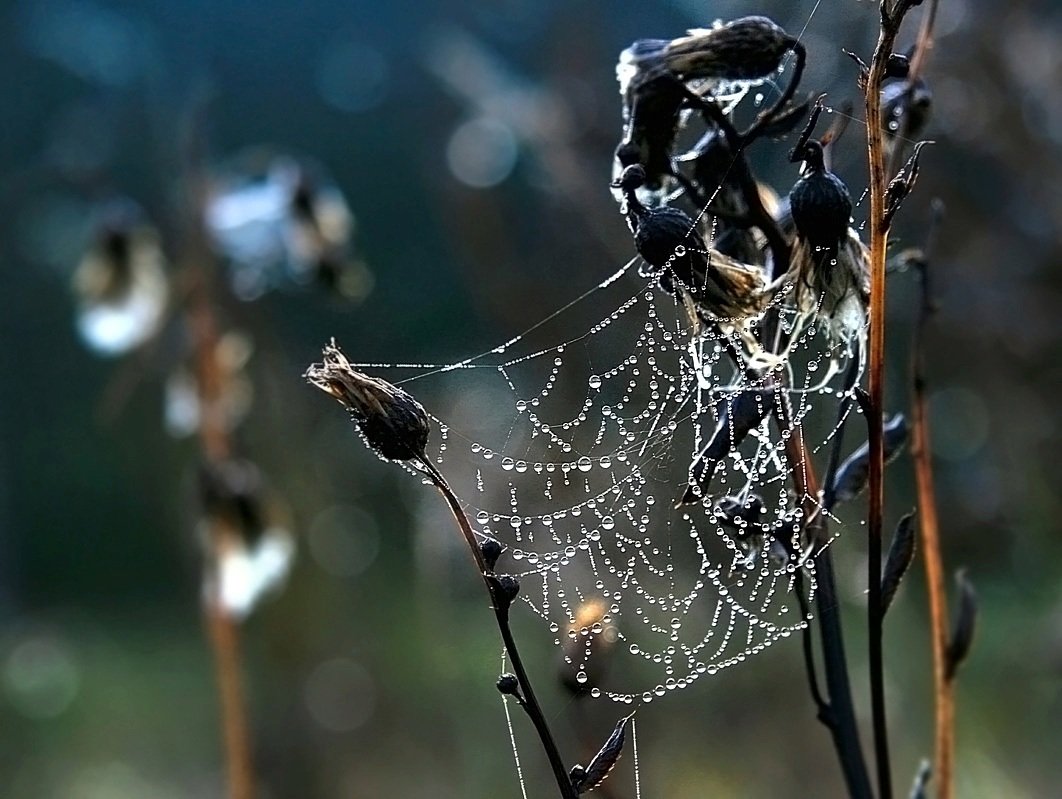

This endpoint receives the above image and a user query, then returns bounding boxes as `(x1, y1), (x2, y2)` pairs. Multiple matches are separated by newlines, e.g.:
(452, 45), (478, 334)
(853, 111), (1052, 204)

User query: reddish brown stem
(910, 215), (954, 799)
(205, 590), (255, 799)
(863, 4), (925, 796)
(181, 113), (256, 799)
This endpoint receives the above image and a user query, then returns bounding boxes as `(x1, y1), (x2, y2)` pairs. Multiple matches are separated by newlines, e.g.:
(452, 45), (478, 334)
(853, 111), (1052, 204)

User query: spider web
(356, 6), (877, 706)
(362, 259), (861, 705)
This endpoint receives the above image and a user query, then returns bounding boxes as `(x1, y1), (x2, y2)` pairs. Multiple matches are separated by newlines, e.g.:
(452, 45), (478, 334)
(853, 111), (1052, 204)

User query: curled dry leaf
(570, 714), (633, 794)
(946, 570), (977, 680)
(881, 511), (917, 616)
(829, 413), (908, 507)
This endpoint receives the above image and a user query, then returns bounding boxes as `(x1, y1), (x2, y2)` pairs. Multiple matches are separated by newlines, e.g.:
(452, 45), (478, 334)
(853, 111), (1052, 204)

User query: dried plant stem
(863, 3), (925, 796)
(189, 279), (255, 799)
(205, 584), (255, 799)
(910, 211), (954, 799)
(419, 460), (577, 799)
(180, 111), (256, 798)
(777, 399), (872, 799)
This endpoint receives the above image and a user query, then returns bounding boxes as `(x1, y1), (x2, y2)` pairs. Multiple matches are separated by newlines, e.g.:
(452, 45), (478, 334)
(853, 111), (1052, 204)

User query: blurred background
(1, 0), (1060, 796)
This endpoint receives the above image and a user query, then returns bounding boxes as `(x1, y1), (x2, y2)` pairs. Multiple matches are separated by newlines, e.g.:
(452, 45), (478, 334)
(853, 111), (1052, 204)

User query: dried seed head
(496, 673), (520, 697)
(789, 141), (853, 252)
(787, 228), (871, 343)
(479, 537), (505, 572)
(304, 340), (429, 462)
(662, 17), (794, 83)
(487, 574), (521, 611)
(614, 170), (768, 321)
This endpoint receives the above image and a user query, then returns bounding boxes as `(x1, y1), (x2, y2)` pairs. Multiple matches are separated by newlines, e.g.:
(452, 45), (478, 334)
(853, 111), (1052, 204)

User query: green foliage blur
(1, 0), (1059, 796)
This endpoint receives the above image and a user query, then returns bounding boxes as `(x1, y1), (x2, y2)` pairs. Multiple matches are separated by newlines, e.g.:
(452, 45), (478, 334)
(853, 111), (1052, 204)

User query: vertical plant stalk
(777, 399), (873, 799)
(863, 3), (923, 796)
(180, 118), (256, 799)
(418, 460), (578, 799)
(909, 208), (954, 799)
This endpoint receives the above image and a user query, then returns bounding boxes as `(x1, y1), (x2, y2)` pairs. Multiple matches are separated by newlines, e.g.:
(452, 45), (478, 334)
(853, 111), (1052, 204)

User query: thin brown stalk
(419, 459), (577, 799)
(181, 111), (256, 799)
(864, 3), (925, 796)
(189, 275), (255, 799)
(205, 579), (255, 799)
(909, 207), (954, 799)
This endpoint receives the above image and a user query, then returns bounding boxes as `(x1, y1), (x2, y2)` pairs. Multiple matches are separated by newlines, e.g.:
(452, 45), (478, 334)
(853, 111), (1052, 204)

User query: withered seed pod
(615, 16), (796, 194)
(613, 165), (766, 321)
(789, 140), (852, 254)
(661, 16), (795, 83)
(615, 73), (689, 192)
(305, 341), (430, 462)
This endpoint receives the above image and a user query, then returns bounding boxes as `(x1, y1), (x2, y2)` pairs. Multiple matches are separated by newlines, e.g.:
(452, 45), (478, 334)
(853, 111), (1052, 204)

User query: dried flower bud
(305, 341), (429, 462)
(613, 166), (767, 321)
(199, 457), (267, 544)
(885, 53), (910, 79)
(487, 574), (521, 611)
(496, 673), (520, 697)
(789, 140), (852, 253)
(661, 17), (795, 83)
(480, 537), (505, 571)
(73, 203), (169, 357)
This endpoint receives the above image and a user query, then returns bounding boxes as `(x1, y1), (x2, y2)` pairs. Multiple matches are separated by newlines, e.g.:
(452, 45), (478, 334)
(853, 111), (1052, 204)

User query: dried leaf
(908, 759), (932, 799)
(829, 413), (908, 506)
(881, 511), (917, 616)
(571, 714), (632, 794)
(946, 570), (977, 679)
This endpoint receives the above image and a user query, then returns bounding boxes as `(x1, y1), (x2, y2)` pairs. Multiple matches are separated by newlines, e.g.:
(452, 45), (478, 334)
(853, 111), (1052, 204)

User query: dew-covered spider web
(350, 3), (894, 707)
(356, 252), (864, 704)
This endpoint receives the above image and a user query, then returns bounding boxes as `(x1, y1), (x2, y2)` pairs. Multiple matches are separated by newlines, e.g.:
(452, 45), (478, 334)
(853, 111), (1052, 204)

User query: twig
(909, 201), (954, 799)
(863, 4), (926, 796)
(419, 460), (577, 799)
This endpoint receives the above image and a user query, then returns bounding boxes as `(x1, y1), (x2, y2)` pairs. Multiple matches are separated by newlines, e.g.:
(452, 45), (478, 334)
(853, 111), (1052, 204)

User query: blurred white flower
(73, 203), (168, 356)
